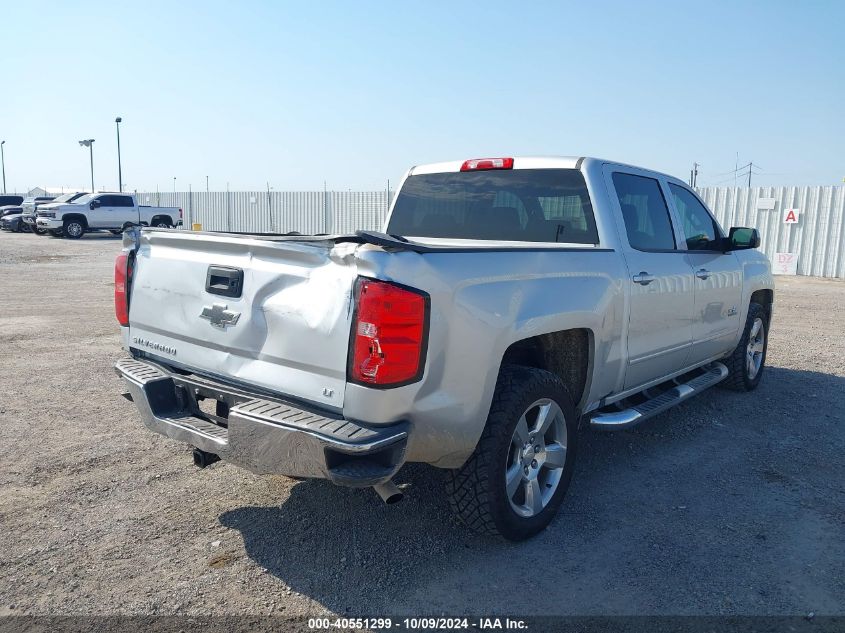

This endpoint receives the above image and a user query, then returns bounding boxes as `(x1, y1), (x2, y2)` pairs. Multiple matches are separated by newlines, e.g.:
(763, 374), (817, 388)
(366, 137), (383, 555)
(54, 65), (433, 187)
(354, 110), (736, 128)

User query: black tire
(721, 302), (768, 392)
(32, 226), (47, 235)
(63, 219), (85, 239)
(48, 229), (64, 237)
(151, 217), (172, 228)
(446, 365), (578, 541)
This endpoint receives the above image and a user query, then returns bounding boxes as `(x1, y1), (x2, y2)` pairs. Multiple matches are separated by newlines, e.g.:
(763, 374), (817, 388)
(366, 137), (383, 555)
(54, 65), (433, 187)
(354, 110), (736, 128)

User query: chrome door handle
(632, 272), (655, 285)
(695, 269), (711, 280)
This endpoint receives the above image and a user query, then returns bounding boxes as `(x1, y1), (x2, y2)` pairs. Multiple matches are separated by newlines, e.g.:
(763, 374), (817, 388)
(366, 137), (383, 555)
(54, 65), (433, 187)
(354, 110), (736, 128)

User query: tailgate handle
(206, 265), (244, 298)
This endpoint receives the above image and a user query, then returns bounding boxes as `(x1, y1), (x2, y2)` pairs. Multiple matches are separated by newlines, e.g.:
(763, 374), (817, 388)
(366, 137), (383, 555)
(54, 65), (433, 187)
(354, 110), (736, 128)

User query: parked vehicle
(0, 207), (26, 231)
(21, 195), (59, 234)
(23, 192), (87, 234)
(114, 156), (773, 540)
(0, 195), (24, 207)
(35, 192), (181, 239)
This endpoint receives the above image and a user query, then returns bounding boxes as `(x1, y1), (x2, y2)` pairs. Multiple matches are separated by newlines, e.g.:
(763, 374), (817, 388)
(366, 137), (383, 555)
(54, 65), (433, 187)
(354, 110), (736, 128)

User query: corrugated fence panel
(135, 190), (392, 235)
(133, 187), (843, 278)
(698, 185), (845, 279)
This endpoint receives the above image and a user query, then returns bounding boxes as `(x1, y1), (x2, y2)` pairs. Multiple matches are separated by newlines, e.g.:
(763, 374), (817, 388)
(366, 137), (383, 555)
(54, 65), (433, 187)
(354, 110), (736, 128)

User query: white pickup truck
(114, 156), (773, 540)
(36, 192), (181, 239)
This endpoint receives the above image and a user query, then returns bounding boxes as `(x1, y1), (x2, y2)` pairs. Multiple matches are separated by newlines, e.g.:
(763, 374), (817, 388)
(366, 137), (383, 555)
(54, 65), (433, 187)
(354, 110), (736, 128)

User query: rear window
(387, 169), (598, 244)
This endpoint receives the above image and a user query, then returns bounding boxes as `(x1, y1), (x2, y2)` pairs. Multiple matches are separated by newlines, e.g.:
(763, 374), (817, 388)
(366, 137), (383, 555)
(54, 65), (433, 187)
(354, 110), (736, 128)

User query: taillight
(114, 251), (133, 326)
(460, 157), (514, 171)
(349, 278), (428, 387)
(179, 208), (183, 218)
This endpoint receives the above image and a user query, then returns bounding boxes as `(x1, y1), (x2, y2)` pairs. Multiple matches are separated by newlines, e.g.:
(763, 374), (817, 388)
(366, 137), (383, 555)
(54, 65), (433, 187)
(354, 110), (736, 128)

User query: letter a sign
(783, 208), (800, 224)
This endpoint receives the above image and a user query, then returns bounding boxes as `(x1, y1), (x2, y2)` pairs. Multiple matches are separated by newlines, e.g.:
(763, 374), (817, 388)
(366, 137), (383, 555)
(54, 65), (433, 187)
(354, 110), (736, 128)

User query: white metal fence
(135, 185), (845, 279)
(698, 186), (845, 279)
(137, 190), (392, 235)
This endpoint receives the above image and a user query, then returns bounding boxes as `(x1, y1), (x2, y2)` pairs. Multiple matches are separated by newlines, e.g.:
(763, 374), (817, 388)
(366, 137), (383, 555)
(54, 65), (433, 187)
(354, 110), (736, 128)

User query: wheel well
(500, 329), (591, 410)
(151, 215), (172, 225)
(750, 289), (773, 320)
(63, 214), (88, 228)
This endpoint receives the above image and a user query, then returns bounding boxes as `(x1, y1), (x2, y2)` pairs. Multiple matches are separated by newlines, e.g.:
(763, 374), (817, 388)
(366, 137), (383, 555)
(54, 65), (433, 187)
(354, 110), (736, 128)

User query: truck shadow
(219, 365), (845, 615)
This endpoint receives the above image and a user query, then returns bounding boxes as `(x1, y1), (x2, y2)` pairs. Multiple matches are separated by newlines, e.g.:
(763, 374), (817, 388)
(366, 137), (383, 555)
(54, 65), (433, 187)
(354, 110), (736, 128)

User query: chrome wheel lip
(746, 317), (765, 380)
(505, 398), (567, 518)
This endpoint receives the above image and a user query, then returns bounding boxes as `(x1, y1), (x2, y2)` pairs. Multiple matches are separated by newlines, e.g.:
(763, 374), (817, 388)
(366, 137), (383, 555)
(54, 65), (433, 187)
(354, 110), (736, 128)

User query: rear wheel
(152, 218), (172, 228)
(48, 229), (64, 237)
(721, 302), (768, 391)
(32, 226), (46, 235)
(63, 219), (85, 239)
(446, 365), (578, 541)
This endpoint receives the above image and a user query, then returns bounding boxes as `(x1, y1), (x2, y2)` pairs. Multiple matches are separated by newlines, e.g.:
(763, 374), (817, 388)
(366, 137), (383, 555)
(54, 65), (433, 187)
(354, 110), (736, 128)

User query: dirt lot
(0, 230), (843, 618)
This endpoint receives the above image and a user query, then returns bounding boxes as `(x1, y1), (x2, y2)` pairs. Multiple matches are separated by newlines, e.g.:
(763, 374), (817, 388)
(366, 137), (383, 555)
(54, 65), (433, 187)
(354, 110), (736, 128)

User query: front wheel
(721, 302), (768, 391)
(446, 365), (578, 541)
(63, 219), (85, 239)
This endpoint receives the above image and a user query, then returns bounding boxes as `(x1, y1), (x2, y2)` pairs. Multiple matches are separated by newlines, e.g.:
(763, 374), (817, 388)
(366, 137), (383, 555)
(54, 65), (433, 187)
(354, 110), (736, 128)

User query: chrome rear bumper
(115, 357), (407, 486)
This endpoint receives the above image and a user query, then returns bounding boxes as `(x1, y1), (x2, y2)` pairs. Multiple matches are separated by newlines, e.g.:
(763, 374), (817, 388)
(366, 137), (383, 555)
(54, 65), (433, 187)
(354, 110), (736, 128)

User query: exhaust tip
(193, 448), (220, 469)
(373, 480), (404, 504)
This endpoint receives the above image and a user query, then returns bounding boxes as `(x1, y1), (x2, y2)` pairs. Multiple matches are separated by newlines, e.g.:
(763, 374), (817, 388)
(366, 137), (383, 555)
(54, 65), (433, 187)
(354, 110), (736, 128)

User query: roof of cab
(409, 156), (582, 175)
(407, 155), (684, 186)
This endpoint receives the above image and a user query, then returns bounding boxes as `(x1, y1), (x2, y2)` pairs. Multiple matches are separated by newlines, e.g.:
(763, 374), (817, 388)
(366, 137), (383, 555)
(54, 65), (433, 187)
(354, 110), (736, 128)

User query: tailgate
(127, 230), (359, 409)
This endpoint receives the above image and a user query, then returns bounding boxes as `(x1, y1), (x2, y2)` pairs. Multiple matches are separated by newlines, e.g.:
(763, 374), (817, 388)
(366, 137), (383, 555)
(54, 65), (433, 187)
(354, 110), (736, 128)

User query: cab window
(611, 172), (676, 250)
(669, 184), (722, 250)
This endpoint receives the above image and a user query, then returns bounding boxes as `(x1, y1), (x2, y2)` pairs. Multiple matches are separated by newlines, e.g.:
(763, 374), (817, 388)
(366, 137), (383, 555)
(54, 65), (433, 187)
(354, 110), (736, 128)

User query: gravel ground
(0, 230), (843, 618)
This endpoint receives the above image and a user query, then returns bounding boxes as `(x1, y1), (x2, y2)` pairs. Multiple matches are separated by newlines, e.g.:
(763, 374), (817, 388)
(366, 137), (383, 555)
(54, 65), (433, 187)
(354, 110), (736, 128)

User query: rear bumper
(115, 357), (408, 486)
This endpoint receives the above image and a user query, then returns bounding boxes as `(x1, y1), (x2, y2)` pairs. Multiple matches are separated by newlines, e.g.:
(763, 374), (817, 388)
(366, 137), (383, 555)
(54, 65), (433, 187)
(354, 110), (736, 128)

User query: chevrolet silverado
(114, 156), (773, 540)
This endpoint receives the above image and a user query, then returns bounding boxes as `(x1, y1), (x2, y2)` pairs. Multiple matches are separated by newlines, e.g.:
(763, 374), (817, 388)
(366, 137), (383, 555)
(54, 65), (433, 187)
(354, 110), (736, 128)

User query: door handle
(695, 268), (711, 280)
(632, 272), (655, 285)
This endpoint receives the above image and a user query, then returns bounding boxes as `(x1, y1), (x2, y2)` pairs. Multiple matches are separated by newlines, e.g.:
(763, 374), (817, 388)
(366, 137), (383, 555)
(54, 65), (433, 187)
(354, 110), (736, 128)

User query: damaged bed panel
(127, 230), (360, 410)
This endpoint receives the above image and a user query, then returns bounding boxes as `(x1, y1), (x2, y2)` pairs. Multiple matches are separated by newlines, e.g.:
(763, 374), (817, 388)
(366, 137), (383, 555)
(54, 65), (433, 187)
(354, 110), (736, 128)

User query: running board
(589, 362), (729, 431)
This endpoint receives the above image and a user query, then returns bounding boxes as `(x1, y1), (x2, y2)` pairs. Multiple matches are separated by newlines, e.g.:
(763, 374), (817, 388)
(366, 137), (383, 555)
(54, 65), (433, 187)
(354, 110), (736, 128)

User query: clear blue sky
(3, 0), (843, 193)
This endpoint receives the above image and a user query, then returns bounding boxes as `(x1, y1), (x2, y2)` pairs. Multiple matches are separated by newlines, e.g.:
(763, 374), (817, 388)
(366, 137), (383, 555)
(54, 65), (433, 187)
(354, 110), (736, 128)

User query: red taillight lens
(114, 251), (132, 326)
(460, 157), (514, 171)
(349, 278), (428, 386)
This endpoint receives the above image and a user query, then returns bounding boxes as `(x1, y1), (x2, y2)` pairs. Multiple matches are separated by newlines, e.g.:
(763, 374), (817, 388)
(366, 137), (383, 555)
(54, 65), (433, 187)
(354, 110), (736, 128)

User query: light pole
(78, 139), (95, 192)
(206, 175), (209, 193)
(1, 140), (6, 194)
(173, 177), (176, 193)
(115, 117), (123, 192)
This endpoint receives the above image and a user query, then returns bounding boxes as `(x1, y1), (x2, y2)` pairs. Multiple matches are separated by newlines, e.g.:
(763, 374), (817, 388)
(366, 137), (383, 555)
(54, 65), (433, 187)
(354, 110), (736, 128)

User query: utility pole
(267, 181), (272, 231)
(206, 175), (209, 193)
(78, 139), (95, 192)
(692, 162), (699, 188)
(115, 117), (123, 192)
(734, 152), (739, 187)
(1, 141), (6, 194)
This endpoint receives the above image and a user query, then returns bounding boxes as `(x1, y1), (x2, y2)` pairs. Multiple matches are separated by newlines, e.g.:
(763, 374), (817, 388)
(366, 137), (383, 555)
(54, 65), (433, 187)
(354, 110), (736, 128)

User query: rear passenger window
(612, 173), (676, 250)
(115, 196), (134, 207)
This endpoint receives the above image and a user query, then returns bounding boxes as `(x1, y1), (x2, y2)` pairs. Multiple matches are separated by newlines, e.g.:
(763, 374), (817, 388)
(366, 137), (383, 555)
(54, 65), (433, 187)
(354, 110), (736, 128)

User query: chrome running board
(590, 362), (728, 430)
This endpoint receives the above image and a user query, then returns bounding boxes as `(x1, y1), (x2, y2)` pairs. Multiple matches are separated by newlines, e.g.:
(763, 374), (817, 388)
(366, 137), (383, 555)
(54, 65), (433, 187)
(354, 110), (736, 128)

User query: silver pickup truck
(115, 156), (773, 540)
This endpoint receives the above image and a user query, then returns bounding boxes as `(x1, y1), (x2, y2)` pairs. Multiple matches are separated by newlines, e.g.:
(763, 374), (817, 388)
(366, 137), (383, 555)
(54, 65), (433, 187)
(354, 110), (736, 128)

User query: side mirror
(728, 227), (760, 250)
(90, 199), (101, 210)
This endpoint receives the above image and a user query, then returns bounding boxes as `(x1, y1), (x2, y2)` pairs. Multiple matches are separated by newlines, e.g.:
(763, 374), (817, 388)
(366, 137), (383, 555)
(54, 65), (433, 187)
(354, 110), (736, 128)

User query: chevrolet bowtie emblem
(200, 303), (241, 328)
